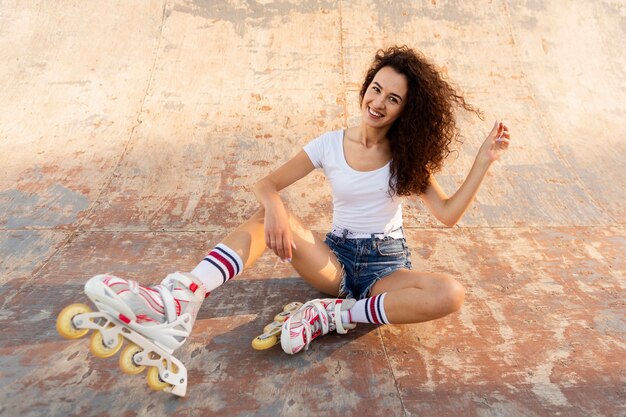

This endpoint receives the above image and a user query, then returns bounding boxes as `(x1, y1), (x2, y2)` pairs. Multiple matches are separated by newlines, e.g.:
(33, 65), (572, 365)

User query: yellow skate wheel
(273, 310), (291, 323)
(119, 344), (146, 375)
(263, 321), (282, 334)
(56, 303), (92, 339)
(252, 334), (278, 350)
(89, 330), (123, 358)
(146, 367), (171, 391)
(283, 302), (302, 312)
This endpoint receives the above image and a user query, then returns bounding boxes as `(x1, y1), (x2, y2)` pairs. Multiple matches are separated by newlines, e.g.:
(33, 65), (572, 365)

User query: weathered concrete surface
(0, 1), (624, 416)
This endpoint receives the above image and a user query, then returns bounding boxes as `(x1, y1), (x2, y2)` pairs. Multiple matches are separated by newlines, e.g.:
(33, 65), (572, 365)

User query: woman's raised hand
(478, 120), (511, 165)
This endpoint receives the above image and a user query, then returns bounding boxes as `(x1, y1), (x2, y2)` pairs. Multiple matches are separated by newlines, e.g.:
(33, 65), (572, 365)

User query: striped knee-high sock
(191, 243), (244, 294)
(342, 293), (390, 325)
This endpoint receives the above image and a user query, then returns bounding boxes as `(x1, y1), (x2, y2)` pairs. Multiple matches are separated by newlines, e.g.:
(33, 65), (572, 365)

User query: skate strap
(296, 300), (331, 352)
(310, 299), (351, 336)
(155, 284), (177, 323)
(128, 280), (140, 294)
(164, 272), (202, 294)
(333, 301), (348, 335)
(309, 300), (330, 335)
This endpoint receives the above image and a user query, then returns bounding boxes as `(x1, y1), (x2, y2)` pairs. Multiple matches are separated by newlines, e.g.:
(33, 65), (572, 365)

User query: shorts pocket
(375, 238), (405, 256)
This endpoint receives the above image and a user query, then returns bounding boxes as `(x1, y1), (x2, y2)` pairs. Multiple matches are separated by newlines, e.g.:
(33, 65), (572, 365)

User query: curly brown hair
(360, 45), (482, 196)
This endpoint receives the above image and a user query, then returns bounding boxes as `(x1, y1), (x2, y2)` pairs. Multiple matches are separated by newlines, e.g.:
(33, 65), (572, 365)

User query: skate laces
(299, 300), (326, 352)
(124, 278), (182, 324)
(299, 299), (350, 351)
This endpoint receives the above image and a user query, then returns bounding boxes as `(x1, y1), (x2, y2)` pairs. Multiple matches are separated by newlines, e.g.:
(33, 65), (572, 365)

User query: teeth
(368, 107), (383, 117)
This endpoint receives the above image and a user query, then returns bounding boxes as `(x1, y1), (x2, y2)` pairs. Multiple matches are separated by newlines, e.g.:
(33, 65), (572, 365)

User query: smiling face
(361, 66), (408, 129)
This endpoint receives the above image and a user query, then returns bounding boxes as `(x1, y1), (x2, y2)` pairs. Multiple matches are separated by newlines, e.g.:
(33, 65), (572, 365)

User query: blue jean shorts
(324, 230), (412, 300)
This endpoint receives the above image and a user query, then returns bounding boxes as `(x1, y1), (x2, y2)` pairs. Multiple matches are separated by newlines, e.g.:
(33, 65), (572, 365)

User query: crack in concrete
(379, 327), (410, 416)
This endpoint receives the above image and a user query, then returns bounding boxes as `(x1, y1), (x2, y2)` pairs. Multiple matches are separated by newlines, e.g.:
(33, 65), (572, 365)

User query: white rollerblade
(56, 272), (206, 397)
(251, 302), (302, 350)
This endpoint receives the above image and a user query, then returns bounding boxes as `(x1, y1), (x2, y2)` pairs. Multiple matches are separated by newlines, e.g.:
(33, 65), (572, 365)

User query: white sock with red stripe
(341, 293), (390, 325)
(191, 243), (244, 293)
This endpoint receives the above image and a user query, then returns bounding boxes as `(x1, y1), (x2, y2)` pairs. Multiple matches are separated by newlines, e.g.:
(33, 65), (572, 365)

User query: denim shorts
(324, 230), (412, 300)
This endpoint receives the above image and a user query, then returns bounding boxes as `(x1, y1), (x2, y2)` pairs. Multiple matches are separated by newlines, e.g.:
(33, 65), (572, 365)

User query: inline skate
(56, 272), (205, 397)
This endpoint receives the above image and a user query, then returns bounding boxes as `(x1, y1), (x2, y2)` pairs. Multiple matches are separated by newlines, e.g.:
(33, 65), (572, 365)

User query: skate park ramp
(1, 1), (624, 416)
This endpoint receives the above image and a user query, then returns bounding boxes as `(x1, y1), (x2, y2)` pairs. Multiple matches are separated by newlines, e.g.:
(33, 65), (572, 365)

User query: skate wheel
(273, 310), (290, 323)
(119, 344), (146, 375)
(56, 304), (92, 339)
(274, 302), (302, 322)
(146, 367), (171, 391)
(263, 321), (282, 334)
(283, 302), (302, 312)
(89, 330), (123, 358)
(251, 334), (278, 350)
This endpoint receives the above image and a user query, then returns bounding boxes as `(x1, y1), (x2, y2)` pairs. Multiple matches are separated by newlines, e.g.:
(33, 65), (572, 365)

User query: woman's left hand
(478, 120), (511, 165)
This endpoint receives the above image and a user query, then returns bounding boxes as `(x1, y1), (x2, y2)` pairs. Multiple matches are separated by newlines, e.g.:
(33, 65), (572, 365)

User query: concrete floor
(1, 1), (624, 416)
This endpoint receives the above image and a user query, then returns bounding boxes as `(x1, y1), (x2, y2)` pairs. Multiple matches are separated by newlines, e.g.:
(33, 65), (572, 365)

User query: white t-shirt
(303, 130), (403, 234)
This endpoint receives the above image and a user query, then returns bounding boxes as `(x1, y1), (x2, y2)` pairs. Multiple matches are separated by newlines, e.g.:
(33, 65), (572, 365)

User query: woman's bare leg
(219, 208), (268, 269)
(370, 270), (465, 324)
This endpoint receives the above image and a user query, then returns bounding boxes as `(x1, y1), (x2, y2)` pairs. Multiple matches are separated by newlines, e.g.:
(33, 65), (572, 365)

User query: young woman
(255, 46), (511, 353)
(67, 46), (510, 379)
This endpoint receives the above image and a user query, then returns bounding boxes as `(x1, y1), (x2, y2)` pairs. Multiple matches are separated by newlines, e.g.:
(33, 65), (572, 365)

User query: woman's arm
(253, 150), (315, 261)
(420, 121), (511, 227)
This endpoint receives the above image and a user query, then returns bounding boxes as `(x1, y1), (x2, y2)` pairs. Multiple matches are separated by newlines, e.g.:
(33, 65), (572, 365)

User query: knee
(248, 206), (300, 233)
(441, 275), (465, 313)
